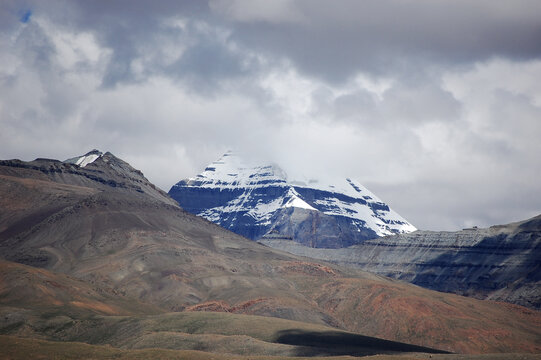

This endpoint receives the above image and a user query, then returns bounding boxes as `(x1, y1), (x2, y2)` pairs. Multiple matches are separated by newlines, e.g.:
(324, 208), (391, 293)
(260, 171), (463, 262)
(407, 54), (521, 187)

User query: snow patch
(75, 154), (100, 167)
(64, 150), (103, 168)
(284, 188), (316, 211)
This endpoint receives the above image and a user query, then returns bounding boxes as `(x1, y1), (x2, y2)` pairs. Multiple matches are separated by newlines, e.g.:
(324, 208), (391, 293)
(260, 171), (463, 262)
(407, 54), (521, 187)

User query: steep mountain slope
(169, 152), (415, 248)
(1, 151), (540, 354)
(260, 215), (541, 310)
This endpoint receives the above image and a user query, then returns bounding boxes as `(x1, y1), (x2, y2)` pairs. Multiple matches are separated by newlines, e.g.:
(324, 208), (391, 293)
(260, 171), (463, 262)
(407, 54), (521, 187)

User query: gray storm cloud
(1, 0), (540, 230)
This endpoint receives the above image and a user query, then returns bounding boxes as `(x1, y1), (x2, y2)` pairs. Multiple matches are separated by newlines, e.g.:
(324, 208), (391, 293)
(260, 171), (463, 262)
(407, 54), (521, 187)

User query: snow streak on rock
(64, 149), (103, 168)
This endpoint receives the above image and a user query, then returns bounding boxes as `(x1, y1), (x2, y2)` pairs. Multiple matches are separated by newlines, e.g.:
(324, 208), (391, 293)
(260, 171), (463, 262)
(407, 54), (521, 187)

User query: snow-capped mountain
(169, 152), (416, 248)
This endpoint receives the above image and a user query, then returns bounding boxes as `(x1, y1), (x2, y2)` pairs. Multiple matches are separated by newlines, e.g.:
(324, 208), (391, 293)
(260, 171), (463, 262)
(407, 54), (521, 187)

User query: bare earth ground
(1, 336), (541, 360)
(1, 158), (540, 358)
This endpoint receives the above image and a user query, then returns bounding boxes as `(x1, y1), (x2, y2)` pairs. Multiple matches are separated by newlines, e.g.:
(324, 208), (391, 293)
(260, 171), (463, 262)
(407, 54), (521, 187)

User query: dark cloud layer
(1, 0), (540, 230)
(219, 0), (541, 82)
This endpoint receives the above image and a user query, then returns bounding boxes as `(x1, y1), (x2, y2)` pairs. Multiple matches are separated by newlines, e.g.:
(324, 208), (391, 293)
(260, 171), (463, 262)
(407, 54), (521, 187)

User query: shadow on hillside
(274, 329), (450, 357)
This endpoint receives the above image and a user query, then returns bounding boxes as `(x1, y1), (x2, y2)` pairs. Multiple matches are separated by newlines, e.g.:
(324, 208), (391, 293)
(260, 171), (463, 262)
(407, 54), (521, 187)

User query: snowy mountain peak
(169, 153), (416, 248)
(187, 152), (288, 189)
(64, 149), (103, 168)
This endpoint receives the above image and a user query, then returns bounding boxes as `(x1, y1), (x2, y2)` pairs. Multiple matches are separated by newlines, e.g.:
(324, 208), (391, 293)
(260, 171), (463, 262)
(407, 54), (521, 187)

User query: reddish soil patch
(186, 298), (270, 314)
(185, 300), (231, 312)
(280, 261), (336, 276)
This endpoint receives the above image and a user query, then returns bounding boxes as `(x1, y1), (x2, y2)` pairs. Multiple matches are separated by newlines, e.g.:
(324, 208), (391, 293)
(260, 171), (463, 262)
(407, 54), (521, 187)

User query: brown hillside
(1, 156), (540, 354)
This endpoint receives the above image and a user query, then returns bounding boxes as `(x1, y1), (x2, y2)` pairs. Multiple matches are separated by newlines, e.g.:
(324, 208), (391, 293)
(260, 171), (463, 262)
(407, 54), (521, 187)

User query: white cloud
(209, 0), (305, 24)
(1, 1), (540, 231)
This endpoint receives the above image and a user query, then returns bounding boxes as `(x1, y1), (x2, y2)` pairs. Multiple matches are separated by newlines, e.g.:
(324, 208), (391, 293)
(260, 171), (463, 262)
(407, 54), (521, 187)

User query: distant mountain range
(1, 150), (541, 355)
(169, 152), (416, 248)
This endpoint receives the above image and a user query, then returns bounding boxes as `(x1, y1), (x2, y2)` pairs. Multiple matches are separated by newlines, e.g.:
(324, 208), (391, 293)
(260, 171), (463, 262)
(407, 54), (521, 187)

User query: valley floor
(2, 336), (541, 360)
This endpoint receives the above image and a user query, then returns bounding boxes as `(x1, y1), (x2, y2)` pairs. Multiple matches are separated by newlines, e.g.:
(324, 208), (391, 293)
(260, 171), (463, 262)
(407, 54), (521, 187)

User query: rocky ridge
(260, 215), (541, 309)
(0, 149), (175, 206)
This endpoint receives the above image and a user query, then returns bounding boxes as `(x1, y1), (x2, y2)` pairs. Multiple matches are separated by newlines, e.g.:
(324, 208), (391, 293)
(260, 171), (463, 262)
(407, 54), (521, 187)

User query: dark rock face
(268, 207), (378, 248)
(168, 153), (415, 248)
(170, 184), (288, 240)
(260, 215), (541, 309)
(169, 184), (381, 248)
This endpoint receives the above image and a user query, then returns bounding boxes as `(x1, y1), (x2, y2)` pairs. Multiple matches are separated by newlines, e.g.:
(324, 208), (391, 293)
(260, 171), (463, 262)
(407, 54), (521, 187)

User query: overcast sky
(1, 0), (540, 230)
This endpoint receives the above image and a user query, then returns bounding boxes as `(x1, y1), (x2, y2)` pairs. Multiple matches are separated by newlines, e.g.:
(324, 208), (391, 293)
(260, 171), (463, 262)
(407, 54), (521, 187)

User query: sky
(1, 0), (540, 231)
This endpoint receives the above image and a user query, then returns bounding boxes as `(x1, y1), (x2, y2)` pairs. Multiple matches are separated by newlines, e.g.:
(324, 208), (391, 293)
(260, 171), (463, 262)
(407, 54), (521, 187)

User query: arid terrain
(1, 154), (540, 358)
(261, 215), (541, 310)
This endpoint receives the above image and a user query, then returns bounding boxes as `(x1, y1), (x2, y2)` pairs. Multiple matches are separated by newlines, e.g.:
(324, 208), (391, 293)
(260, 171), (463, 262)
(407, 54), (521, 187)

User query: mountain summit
(169, 152), (416, 248)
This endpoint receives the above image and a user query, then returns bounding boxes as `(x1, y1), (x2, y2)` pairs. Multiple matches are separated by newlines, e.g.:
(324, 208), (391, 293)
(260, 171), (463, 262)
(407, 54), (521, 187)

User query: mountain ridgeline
(168, 152), (416, 248)
(260, 215), (541, 310)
